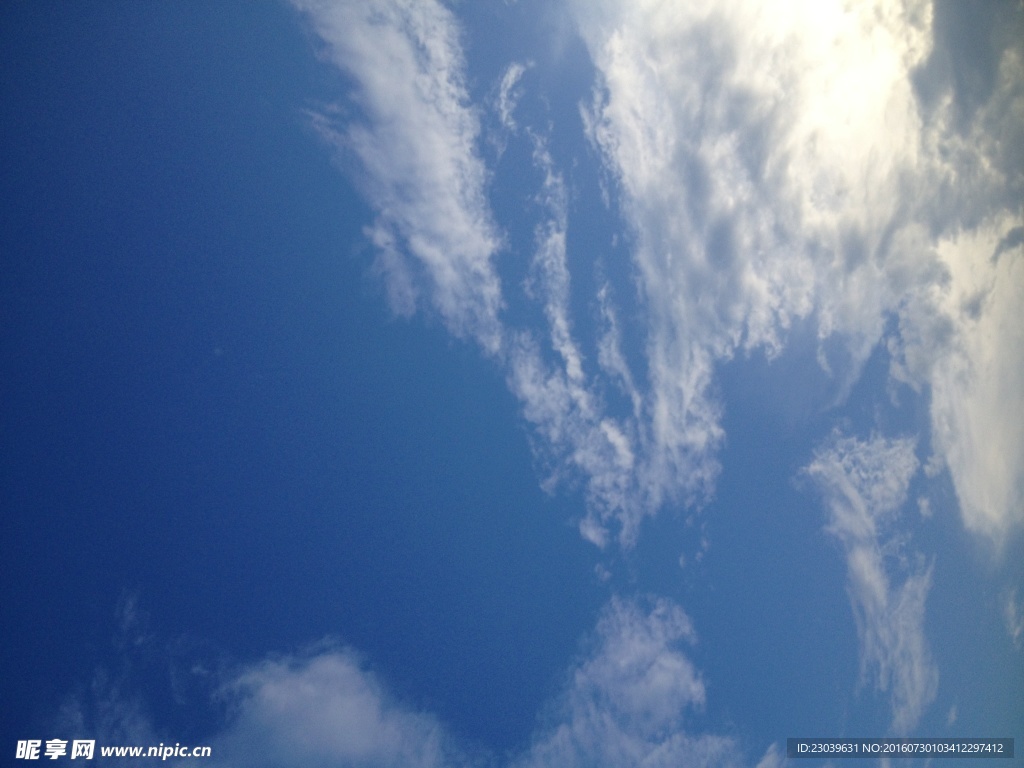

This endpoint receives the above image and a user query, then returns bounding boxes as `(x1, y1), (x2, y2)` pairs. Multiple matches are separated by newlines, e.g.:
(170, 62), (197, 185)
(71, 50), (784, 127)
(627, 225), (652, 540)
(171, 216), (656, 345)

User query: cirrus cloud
(806, 432), (938, 733)
(294, 0), (1022, 553)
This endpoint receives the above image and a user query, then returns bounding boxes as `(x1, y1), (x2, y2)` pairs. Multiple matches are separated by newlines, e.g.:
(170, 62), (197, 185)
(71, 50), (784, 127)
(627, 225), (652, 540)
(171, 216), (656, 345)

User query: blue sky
(2, 1), (1022, 766)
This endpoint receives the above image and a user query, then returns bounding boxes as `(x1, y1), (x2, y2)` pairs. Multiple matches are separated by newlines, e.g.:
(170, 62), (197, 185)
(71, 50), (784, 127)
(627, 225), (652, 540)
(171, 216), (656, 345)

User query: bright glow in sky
(2, 1), (1021, 766)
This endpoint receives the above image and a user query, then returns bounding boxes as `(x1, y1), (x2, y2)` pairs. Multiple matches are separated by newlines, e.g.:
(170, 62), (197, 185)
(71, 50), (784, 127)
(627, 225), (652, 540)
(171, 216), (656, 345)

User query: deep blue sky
(2, 2), (1022, 766)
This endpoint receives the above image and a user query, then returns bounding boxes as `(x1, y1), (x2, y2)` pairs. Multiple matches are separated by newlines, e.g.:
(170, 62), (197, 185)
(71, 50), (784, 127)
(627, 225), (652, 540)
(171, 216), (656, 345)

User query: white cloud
(753, 743), (786, 768)
(567, 0), (931, 534)
(497, 62), (528, 132)
(570, 0), (1023, 546)
(1005, 589), (1024, 650)
(516, 598), (741, 767)
(573, 0), (930, 372)
(208, 650), (469, 768)
(184, 598), (746, 767)
(294, 0), (653, 547)
(507, 136), (645, 545)
(295, 0), (1022, 552)
(293, 0), (505, 354)
(806, 433), (938, 734)
(913, 218), (1024, 544)
(894, 50), (1024, 548)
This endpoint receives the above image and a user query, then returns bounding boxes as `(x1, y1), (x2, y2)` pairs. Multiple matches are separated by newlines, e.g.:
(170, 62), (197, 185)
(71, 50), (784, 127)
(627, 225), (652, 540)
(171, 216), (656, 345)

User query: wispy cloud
(806, 433), (937, 734)
(506, 136), (644, 545)
(294, 0), (649, 546)
(53, 593), (163, 766)
(1005, 588), (1024, 650)
(516, 596), (742, 768)
(497, 62), (528, 133)
(294, 0), (505, 354)
(55, 675), (159, 766)
(295, 0), (1022, 552)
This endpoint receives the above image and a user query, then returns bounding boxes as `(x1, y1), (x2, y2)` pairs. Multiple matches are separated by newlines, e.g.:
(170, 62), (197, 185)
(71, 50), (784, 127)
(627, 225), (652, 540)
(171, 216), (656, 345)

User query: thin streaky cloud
(497, 62), (528, 133)
(512, 134), (642, 545)
(293, 0), (505, 354)
(295, 0), (1022, 554)
(806, 433), (938, 734)
(296, 0), (648, 547)
(1005, 589), (1024, 650)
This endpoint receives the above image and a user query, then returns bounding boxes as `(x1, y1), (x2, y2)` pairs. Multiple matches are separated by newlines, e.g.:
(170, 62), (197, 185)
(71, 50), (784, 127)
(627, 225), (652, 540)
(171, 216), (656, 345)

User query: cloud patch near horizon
(193, 596), (753, 768)
(208, 650), (469, 768)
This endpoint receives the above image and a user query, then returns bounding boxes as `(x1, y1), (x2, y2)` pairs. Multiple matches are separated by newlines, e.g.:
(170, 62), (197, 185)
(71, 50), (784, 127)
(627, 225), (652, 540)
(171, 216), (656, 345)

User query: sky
(1, 1), (1022, 766)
